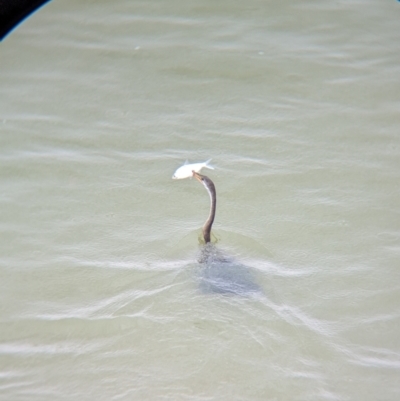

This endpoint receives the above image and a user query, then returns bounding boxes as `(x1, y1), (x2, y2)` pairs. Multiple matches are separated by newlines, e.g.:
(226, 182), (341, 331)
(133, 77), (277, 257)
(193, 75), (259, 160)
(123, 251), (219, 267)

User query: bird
(192, 171), (216, 244)
(189, 170), (262, 295)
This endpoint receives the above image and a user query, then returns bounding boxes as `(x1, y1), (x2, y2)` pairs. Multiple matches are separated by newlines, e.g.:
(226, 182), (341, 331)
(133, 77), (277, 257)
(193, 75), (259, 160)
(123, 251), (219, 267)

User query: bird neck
(203, 180), (216, 243)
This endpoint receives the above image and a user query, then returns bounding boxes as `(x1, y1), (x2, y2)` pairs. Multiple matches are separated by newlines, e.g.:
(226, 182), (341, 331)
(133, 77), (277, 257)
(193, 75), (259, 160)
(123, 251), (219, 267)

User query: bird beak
(192, 171), (202, 182)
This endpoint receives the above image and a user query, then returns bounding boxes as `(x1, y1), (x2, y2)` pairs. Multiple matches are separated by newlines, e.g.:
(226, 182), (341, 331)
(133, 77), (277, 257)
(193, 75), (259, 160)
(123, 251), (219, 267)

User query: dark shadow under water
(195, 243), (262, 296)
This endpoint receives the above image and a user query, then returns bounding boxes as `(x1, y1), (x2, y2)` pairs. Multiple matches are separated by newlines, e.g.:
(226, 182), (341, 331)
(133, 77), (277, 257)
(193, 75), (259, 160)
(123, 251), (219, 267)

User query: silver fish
(172, 159), (214, 179)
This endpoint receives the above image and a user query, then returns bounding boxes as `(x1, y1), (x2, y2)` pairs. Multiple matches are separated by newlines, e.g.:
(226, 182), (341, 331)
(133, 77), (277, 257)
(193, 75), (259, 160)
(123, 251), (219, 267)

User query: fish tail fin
(204, 159), (214, 170)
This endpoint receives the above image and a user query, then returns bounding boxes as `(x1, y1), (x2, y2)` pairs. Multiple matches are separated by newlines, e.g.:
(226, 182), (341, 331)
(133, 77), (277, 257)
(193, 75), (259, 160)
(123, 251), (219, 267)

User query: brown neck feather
(202, 177), (216, 243)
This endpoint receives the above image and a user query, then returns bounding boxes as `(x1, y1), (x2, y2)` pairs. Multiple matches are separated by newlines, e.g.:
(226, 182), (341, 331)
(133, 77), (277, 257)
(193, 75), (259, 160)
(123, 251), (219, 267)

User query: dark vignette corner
(0, 0), (52, 40)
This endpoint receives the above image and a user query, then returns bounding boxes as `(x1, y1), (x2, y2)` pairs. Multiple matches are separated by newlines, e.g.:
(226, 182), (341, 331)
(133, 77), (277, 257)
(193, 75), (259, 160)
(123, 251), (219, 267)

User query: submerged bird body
(172, 159), (214, 179)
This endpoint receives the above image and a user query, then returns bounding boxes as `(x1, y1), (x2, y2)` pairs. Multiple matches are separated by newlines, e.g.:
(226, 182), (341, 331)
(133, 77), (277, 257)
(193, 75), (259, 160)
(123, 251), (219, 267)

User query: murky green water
(1, 1), (400, 400)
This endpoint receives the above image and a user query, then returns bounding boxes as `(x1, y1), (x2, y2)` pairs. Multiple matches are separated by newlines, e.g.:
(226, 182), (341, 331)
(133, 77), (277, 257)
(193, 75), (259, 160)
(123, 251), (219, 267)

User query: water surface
(1, 1), (400, 400)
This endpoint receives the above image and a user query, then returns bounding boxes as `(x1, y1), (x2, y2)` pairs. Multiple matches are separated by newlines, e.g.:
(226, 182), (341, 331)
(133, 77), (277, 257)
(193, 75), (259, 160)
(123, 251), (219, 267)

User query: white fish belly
(172, 163), (204, 179)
